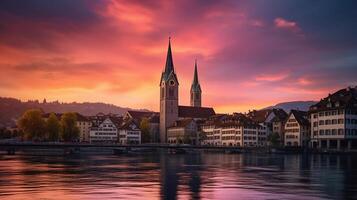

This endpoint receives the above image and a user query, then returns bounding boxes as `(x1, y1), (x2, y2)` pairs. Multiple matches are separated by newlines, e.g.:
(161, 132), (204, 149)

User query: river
(0, 152), (356, 199)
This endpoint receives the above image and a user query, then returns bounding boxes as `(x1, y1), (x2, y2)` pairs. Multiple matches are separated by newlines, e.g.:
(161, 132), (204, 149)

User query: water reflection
(0, 152), (356, 199)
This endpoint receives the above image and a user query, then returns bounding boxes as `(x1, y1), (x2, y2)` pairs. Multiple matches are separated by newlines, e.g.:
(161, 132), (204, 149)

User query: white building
(201, 114), (265, 147)
(89, 117), (120, 143)
(284, 110), (310, 147)
(118, 120), (141, 144)
(309, 86), (357, 149)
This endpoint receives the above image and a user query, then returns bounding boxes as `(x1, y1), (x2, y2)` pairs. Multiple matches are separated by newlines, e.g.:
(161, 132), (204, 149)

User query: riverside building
(309, 86), (357, 149)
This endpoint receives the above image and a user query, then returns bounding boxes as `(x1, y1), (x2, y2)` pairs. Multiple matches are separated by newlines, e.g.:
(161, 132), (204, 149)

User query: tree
(46, 113), (61, 141)
(17, 109), (46, 141)
(139, 117), (151, 143)
(268, 132), (280, 147)
(60, 112), (79, 142)
(183, 134), (191, 144)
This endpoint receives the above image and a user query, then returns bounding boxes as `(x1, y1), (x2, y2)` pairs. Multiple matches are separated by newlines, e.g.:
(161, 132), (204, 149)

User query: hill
(262, 101), (317, 112)
(0, 97), (149, 128)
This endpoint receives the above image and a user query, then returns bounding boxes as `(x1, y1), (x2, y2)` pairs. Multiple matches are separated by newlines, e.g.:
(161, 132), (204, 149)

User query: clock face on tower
(169, 80), (175, 86)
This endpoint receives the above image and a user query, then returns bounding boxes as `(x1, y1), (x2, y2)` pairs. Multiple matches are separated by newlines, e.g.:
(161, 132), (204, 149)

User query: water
(0, 152), (356, 200)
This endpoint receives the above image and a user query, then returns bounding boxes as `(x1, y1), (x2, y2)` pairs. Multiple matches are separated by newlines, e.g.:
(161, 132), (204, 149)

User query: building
(284, 110), (310, 147)
(119, 119), (141, 144)
(271, 109), (288, 145)
(247, 109), (288, 146)
(76, 114), (92, 142)
(201, 113), (265, 147)
(124, 111), (159, 143)
(159, 38), (215, 143)
(309, 86), (357, 149)
(89, 117), (122, 143)
(167, 118), (198, 144)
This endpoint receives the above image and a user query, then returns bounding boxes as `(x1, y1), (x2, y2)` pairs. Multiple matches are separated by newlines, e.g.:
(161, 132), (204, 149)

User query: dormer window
(169, 80), (175, 86)
(327, 102), (332, 108)
(335, 101), (340, 107)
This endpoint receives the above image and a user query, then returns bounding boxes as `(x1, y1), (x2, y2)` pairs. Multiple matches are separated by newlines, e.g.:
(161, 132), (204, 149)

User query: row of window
(286, 135), (298, 139)
(317, 110), (344, 117)
(222, 136), (241, 140)
(285, 128), (300, 133)
(286, 122), (299, 127)
(318, 129), (344, 136)
(93, 132), (117, 136)
(316, 119), (357, 126)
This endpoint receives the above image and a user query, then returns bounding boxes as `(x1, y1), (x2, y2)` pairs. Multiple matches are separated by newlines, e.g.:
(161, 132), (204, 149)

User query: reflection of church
(159, 38), (215, 144)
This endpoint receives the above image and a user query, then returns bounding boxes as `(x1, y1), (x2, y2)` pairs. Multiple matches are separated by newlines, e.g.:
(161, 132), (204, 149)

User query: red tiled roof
(178, 106), (215, 119)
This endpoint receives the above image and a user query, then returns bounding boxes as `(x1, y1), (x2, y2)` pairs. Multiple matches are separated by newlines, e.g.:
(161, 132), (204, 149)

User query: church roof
(178, 106), (215, 119)
(160, 38), (179, 84)
(190, 60), (201, 92)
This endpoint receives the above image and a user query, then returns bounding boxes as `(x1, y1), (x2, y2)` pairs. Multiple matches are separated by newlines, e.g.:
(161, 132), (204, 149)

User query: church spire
(165, 37), (174, 74)
(191, 59), (201, 92)
(190, 60), (202, 107)
(160, 37), (178, 84)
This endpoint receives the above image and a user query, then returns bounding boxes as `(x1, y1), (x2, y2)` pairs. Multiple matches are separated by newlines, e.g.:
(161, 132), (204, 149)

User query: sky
(0, 0), (356, 113)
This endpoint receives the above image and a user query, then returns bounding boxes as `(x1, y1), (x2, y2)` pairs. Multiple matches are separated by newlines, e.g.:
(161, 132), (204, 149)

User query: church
(159, 38), (216, 144)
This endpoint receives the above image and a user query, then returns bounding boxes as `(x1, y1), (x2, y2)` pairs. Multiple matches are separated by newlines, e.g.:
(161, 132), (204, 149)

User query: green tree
(60, 112), (79, 142)
(17, 109), (46, 141)
(46, 113), (61, 141)
(139, 117), (151, 143)
(268, 132), (280, 147)
(183, 134), (191, 144)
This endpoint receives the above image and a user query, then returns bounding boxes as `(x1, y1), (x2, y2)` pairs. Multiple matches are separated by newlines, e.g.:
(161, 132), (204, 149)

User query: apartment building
(284, 110), (310, 147)
(309, 86), (357, 149)
(201, 114), (265, 147)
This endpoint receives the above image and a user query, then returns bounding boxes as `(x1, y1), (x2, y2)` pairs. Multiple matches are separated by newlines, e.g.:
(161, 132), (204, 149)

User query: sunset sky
(0, 0), (356, 113)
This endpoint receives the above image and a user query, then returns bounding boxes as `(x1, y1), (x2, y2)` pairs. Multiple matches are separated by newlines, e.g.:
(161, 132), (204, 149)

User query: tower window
(169, 88), (174, 97)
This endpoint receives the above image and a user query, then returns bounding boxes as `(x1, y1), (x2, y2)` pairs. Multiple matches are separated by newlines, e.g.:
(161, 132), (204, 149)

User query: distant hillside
(262, 101), (317, 112)
(0, 97), (149, 128)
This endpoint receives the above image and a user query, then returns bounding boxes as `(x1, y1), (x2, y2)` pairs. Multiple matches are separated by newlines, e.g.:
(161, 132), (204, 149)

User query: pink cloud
(255, 73), (289, 82)
(274, 17), (301, 33)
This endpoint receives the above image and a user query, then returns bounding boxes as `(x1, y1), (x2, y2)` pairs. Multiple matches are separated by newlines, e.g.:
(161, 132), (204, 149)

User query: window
(338, 129), (344, 135)
(319, 130), (324, 135)
(169, 88), (174, 97)
(313, 122), (318, 127)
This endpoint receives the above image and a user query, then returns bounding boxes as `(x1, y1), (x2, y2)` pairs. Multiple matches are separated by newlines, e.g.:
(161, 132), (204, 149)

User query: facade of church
(159, 39), (215, 143)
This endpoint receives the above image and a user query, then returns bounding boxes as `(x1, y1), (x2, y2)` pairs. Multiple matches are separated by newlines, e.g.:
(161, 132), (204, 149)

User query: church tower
(160, 38), (179, 143)
(190, 60), (202, 107)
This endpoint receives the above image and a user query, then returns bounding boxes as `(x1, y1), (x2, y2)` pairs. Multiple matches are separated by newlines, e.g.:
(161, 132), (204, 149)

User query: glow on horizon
(0, 1), (356, 113)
